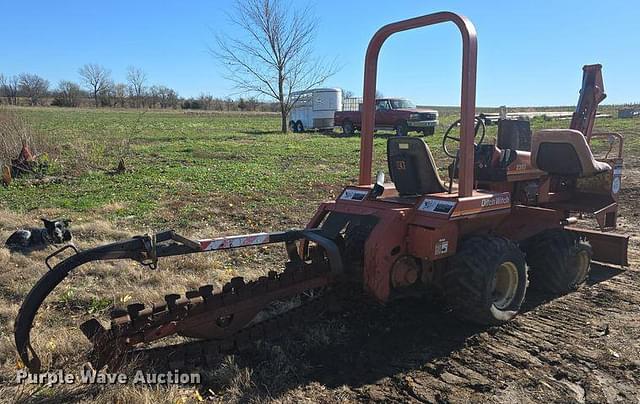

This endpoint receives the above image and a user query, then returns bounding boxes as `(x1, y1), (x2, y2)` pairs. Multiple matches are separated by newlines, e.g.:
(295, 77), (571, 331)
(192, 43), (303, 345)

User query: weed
(59, 288), (76, 306)
(87, 297), (112, 314)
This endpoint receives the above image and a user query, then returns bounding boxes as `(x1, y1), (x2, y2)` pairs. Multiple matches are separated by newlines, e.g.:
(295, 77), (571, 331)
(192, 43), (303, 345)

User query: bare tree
(212, 98), (224, 111)
(111, 83), (128, 108)
(246, 97), (259, 111)
(214, 0), (338, 132)
(149, 85), (178, 109)
(98, 79), (115, 107)
(78, 64), (112, 107)
(237, 97), (247, 111)
(164, 88), (179, 109)
(127, 66), (147, 108)
(198, 93), (215, 110)
(6, 76), (20, 105)
(1, 75), (20, 105)
(18, 73), (50, 106)
(53, 80), (83, 107)
(148, 85), (159, 108)
(342, 89), (355, 99)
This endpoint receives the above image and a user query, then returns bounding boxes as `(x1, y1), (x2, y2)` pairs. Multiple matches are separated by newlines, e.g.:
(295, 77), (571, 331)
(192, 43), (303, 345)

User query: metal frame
(359, 12), (478, 197)
(587, 132), (624, 160)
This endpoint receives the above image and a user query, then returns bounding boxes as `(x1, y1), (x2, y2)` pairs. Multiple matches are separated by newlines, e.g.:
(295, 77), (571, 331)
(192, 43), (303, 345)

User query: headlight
(409, 113), (421, 120)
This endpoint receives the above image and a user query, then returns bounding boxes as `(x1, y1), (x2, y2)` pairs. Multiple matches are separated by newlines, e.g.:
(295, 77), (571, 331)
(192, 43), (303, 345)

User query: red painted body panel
(307, 185), (563, 302)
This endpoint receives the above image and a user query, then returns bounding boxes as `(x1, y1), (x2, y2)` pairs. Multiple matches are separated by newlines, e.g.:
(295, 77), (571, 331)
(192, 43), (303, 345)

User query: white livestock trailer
(288, 88), (342, 132)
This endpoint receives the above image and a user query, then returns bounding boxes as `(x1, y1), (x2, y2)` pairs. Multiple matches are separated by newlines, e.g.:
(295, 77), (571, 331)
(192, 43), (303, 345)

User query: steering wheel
(442, 116), (486, 158)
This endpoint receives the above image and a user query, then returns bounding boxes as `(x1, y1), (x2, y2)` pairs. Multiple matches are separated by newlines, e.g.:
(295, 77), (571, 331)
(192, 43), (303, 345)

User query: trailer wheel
(443, 236), (528, 325)
(295, 120), (304, 133)
(342, 120), (355, 136)
(521, 229), (592, 294)
(289, 120), (297, 132)
(395, 121), (409, 137)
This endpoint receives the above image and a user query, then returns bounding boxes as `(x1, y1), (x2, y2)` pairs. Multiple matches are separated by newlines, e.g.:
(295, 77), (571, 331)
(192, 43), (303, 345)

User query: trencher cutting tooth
(198, 284), (214, 300)
(126, 303), (145, 319)
(126, 284), (334, 370)
(84, 261), (333, 370)
(230, 277), (245, 290)
(164, 294), (180, 310)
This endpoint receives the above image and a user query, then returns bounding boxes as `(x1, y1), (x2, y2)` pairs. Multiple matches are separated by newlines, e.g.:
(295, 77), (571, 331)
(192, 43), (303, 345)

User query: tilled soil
(210, 263), (637, 403)
(317, 267), (639, 403)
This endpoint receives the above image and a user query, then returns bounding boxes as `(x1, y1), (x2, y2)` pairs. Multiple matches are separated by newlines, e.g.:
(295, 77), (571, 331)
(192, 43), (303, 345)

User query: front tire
(522, 229), (592, 294)
(395, 121), (409, 137)
(443, 236), (528, 325)
(423, 126), (435, 136)
(295, 120), (304, 133)
(289, 120), (297, 133)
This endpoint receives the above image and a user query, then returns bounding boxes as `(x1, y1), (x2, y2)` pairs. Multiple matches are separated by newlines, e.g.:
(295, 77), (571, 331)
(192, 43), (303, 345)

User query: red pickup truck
(334, 98), (439, 136)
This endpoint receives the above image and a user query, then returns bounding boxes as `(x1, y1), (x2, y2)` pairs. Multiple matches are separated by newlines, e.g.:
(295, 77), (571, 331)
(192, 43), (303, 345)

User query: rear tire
(289, 120), (297, 132)
(443, 236), (528, 325)
(521, 229), (592, 294)
(295, 120), (304, 133)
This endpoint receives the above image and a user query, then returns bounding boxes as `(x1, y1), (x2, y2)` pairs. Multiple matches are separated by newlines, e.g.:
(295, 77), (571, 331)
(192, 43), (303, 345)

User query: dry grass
(0, 208), (291, 403)
(0, 110), (53, 168)
(0, 210), (328, 403)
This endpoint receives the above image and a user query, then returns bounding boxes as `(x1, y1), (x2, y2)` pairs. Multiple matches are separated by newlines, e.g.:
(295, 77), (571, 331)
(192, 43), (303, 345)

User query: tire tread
(443, 236), (527, 325)
(522, 229), (592, 294)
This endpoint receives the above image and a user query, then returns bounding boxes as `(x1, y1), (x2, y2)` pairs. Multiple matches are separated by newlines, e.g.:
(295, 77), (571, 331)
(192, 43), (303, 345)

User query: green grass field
(3, 106), (638, 233)
(1, 108), (366, 231)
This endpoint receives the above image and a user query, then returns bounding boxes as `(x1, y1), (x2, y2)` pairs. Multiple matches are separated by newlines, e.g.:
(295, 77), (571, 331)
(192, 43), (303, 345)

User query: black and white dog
(5, 219), (72, 252)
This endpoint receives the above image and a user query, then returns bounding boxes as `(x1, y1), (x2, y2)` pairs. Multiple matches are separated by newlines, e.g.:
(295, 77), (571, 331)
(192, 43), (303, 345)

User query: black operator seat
(387, 137), (447, 196)
(531, 129), (611, 177)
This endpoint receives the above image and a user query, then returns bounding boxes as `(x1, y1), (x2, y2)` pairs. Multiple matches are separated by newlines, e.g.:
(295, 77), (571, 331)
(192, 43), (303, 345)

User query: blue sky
(1, 0), (638, 106)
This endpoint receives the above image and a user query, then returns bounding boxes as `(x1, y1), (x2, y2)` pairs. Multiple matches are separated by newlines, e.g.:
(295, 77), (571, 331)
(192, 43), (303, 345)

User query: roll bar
(358, 11), (478, 197)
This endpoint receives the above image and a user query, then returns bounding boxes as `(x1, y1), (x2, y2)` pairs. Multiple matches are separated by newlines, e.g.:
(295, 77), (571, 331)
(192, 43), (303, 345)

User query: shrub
(0, 109), (52, 169)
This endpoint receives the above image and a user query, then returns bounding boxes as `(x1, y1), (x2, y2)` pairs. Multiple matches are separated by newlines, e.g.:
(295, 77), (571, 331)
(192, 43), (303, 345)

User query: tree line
(0, 65), (277, 112)
(2, 0), (338, 130)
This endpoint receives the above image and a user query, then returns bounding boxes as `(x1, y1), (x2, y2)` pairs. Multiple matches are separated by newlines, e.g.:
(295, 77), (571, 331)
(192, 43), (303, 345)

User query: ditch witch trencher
(15, 11), (629, 372)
